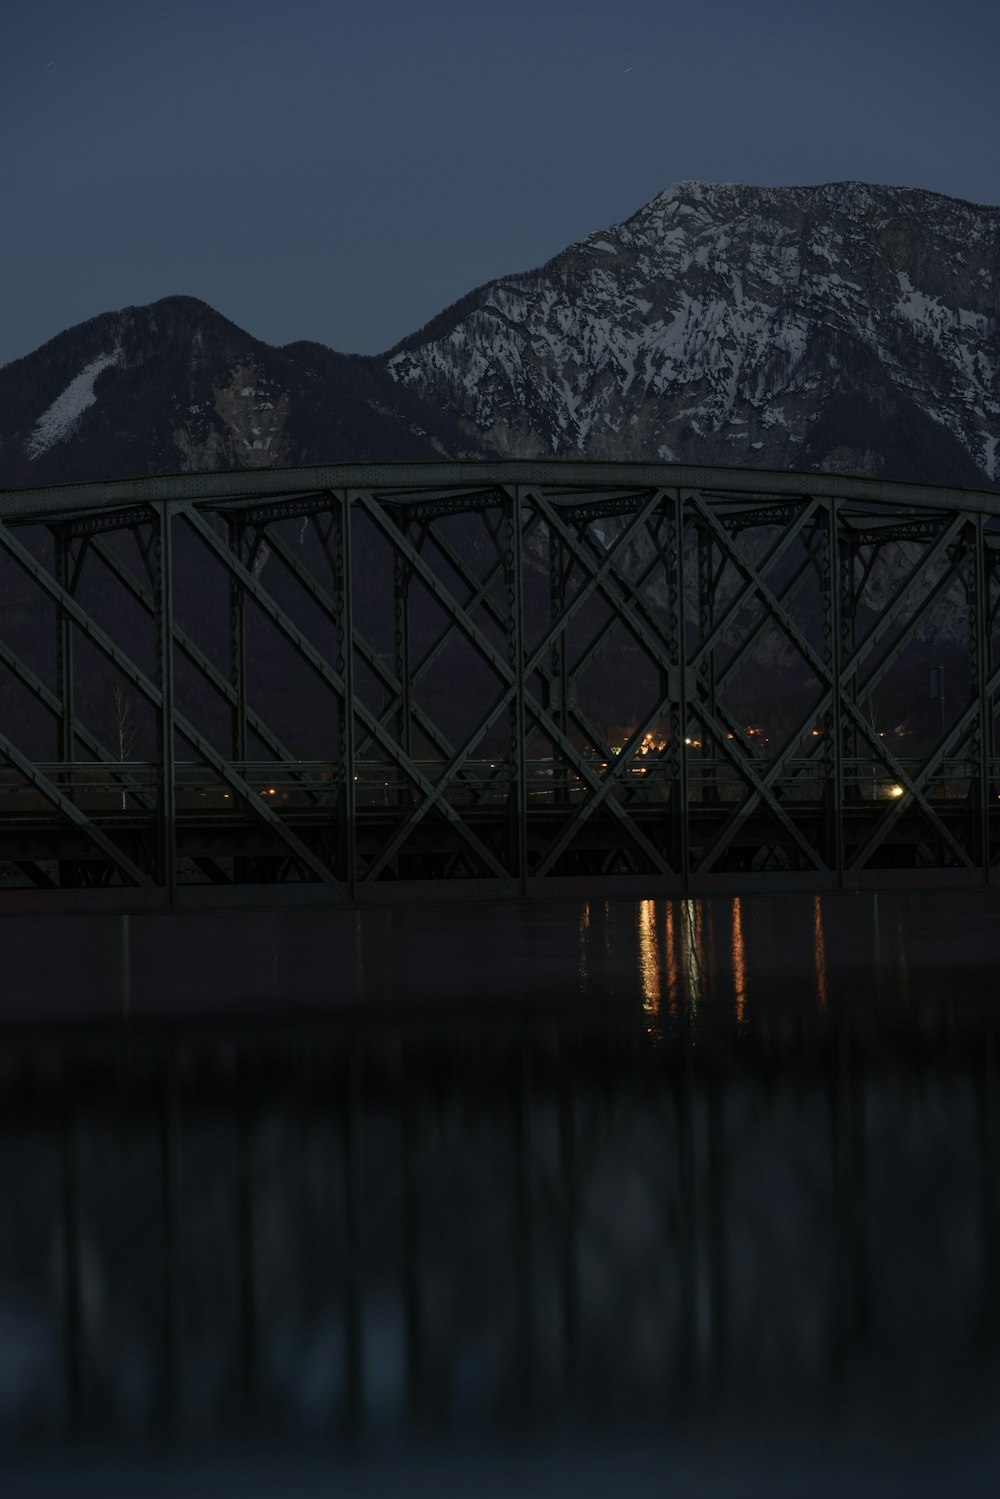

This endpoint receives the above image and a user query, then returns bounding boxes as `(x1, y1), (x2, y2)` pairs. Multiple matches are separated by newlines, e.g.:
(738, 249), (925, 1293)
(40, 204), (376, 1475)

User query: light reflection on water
(814, 894), (828, 1013)
(637, 899), (660, 1027)
(0, 891), (997, 1476)
(731, 897), (746, 1026)
(680, 898), (702, 1014)
(593, 893), (837, 1025)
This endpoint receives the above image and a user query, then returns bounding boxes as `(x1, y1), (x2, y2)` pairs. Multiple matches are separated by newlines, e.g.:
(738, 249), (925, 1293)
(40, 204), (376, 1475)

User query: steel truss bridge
(1, 459), (999, 907)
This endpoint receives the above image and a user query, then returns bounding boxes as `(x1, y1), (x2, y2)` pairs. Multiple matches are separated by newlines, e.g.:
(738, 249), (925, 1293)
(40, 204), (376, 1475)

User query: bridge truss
(0, 459), (999, 905)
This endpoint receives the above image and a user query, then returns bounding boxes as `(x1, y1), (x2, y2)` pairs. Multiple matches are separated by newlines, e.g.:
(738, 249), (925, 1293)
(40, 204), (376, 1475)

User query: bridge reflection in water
(0, 891), (998, 1464)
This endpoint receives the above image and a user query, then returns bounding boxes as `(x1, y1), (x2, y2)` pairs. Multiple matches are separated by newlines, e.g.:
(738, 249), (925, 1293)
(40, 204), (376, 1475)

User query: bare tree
(106, 681), (137, 810)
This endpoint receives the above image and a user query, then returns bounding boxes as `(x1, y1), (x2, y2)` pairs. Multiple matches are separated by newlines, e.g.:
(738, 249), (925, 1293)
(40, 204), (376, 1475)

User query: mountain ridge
(2, 179), (998, 490)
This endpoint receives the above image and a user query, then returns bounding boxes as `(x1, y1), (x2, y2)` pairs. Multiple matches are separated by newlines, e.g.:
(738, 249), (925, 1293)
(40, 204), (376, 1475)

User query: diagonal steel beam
(692, 503), (827, 680)
(398, 510), (543, 697)
(687, 500), (821, 675)
(425, 501), (637, 784)
(0, 632), (153, 808)
(529, 487), (750, 806)
(397, 489), (662, 772)
(529, 690), (675, 881)
(518, 486), (695, 785)
(355, 488), (674, 878)
(258, 522), (463, 772)
(180, 502), (507, 880)
(413, 507), (628, 777)
(682, 496), (971, 862)
(696, 527), (976, 875)
(429, 491), (658, 766)
(0, 517), (336, 885)
(689, 497), (959, 857)
(782, 517), (965, 787)
(87, 535), (317, 796)
(756, 515), (968, 795)
(849, 520), (967, 698)
(225, 498), (511, 877)
(325, 502), (537, 765)
(691, 691), (830, 873)
(0, 727), (154, 888)
(846, 653), (1000, 872)
(526, 488), (676, 675)
(690, 495), (834, 689)
(715, 548), (820, 700)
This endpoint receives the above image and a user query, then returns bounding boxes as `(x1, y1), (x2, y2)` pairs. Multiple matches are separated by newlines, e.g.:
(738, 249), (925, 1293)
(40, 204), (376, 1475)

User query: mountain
(386, 180), (1000, 488)
(0, 181), (998, 489)
(0, 296), (489, 489)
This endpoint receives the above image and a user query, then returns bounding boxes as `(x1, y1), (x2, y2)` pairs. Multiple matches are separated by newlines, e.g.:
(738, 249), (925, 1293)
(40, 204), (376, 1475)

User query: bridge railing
(0, 756), (989, 815)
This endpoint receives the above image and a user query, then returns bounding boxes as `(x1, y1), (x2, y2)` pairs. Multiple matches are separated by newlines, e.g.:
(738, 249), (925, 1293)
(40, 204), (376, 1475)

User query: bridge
(0, 458), (998, 907)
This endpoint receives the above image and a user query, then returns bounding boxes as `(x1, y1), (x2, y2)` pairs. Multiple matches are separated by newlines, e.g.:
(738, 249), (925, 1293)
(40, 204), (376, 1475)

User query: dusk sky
(3, 0), (998, 370)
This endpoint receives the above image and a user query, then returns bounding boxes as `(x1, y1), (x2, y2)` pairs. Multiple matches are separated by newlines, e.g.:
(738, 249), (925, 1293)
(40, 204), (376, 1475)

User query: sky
(2, 0), (999, 369)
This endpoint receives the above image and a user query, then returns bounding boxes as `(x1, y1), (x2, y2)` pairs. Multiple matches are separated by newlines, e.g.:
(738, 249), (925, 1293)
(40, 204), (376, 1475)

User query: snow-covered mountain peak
(385, 180), (1000, 484)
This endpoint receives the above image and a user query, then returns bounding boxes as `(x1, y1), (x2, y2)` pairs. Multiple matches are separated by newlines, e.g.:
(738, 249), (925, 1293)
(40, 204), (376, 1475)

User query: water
(1, 890), (999, 1494)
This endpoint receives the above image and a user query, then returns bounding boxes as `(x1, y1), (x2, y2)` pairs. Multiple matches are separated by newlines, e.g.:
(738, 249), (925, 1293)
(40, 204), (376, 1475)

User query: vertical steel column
(828, 500), (845, 884)
(506, 487), (528, 894)
(228, 518), (248, 765)
(675, 492), (690, 892)
(548, 529), (568, 806)
(696, 521), (717, 730)
(839, 528), (859, 805)
(155, 502), (176, 902)
(54, 529), (75, 768)
(392, 542), (412, 762)
(336, 492), (357, 898)
(696, 519), (719, 812)
(973, 514), (990, 881)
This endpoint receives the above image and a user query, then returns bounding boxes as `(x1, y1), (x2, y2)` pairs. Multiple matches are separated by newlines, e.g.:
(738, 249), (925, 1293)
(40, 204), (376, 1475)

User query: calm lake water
(2, 890), (1000, 1494)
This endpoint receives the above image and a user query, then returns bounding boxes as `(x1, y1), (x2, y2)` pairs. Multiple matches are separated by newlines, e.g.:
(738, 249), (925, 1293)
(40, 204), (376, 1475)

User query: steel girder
(0, 460), (999, 901)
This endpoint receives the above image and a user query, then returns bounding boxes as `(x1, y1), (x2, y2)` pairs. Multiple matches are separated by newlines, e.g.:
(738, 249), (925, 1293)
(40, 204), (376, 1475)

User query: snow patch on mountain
(27, 351), (119, 458)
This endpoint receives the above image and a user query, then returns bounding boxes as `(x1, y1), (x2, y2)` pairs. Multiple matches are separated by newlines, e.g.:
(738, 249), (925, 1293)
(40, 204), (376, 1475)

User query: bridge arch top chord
(2, 458), (1000, 525)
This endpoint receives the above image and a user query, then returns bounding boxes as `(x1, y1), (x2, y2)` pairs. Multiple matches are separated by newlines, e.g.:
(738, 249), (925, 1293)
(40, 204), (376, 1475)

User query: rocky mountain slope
(0, 297), (487, 489)
(0, 181), (997, 490)
(386, 180), (1000, 488)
